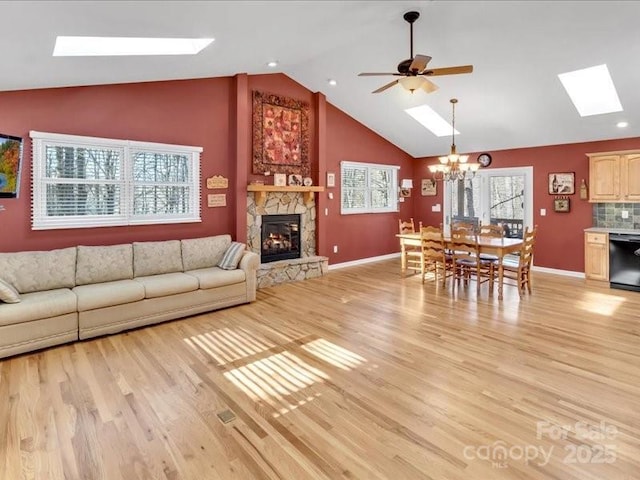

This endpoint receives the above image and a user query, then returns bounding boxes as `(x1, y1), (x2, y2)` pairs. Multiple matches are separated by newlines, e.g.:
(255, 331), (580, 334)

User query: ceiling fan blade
(420, 78), (439, 93)
(422, 65), (474, 77)
(358, 72), (402, 77)
(409, 54), (431, 73)
(372, 79), (399, 94)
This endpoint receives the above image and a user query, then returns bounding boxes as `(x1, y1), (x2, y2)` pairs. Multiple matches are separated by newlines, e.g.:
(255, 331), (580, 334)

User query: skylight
(53, 36), (214, 56)
(405, 104), (458, 137)
(558, 64), (622, 117)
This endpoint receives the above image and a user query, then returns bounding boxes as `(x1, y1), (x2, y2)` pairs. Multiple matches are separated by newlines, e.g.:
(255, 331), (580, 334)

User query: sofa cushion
(186, 267), (246, 290)
(76, 244), (134, 285)
(0, 247), (77, 294)
(133, 240), (183, 277)
(217, 242), (246, 270)
(134, 272), (199, 299)
(0, 289), (76, 326)
(181, 235), (231, 271)
(0, 278), (20, 304)
(73, 280), (145, 312)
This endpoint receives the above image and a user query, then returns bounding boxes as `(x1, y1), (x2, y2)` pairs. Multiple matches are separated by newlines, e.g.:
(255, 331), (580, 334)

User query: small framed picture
(548, 172), (575, 195)
(326, 172), (336, 188)
(274, 173), (287, 187)
(421, 178), (437, 196)
(288, 174), (303, 186)
(554, 197), (571, 212)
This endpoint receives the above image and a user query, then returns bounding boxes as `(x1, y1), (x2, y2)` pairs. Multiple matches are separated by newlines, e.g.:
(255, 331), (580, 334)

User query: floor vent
(216, 410), (236, 424)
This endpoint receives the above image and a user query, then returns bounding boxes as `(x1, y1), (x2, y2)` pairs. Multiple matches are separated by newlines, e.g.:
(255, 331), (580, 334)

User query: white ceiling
(2, 1), (640, 158)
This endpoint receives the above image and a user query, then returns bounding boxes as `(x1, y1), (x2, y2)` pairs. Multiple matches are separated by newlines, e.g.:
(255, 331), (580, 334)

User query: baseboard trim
(532, 265), (585, 279)
(329, 253), (401, 270)
(328, 254), (586, 279)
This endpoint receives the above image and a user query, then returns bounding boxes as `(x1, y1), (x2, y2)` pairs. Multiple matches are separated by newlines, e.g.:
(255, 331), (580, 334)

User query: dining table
(396, 232), (524, 300)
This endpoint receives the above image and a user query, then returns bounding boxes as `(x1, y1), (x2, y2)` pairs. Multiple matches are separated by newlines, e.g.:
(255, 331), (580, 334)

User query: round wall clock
(478, 153), (492, 167)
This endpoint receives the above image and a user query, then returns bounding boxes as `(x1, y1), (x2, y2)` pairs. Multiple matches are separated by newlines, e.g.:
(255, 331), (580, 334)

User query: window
(340, 161), (399, 214)
(30, 131), (201, 230)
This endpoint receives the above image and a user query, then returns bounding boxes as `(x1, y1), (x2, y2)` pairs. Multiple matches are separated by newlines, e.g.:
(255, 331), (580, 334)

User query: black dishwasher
(609, 233), (640, 292)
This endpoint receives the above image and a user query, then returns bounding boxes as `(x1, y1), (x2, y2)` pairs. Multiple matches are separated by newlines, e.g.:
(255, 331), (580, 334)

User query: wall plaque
(206, 175), (229, 189)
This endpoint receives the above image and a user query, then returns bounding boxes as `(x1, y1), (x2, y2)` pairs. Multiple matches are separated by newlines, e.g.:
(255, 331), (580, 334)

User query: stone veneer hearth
(247, 191), (328, 288)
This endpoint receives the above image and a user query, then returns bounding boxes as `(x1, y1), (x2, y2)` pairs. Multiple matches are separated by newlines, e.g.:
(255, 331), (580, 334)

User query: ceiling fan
(358, 11), (473, 94)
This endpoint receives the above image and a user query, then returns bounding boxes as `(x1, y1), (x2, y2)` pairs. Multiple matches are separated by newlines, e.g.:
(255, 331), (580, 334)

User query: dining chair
(450, 226), (494, 294)
(399, 218), (423, 275)
(478, 223), (504, 262)
(502, 225), (537, 296)
(451, 219), (479, 234)
(416, 226), (451, 285)
(398, 218), (422, 234)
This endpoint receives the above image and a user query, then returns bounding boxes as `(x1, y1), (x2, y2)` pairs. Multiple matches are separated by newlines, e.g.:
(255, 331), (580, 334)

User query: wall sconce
(399, 178), (413, 198)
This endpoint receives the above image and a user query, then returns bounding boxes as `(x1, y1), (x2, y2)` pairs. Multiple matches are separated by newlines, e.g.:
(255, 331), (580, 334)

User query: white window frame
(340, 161), (399, 214)
(30, 130), (202, 230)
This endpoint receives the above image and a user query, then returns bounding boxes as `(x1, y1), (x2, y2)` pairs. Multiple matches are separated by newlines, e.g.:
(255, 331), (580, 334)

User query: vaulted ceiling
(2, 1), (639, 157)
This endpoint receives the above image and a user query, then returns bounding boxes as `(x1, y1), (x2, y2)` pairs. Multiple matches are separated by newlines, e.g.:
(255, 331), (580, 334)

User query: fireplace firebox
(261, 214), (301, 263)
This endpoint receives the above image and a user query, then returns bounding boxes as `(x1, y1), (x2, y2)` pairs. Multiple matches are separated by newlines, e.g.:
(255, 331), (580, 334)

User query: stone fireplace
(247, 190), (328, 288)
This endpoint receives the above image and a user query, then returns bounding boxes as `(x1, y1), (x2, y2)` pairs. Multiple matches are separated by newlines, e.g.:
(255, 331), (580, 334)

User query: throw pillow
(217, 242), (246, 270)
(0, 278), (21, 303)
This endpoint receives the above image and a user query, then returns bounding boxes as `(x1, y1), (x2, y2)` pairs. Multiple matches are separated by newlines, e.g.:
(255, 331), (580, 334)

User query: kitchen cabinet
(588, 151), (640, 202)
(584, 232), (609, 281)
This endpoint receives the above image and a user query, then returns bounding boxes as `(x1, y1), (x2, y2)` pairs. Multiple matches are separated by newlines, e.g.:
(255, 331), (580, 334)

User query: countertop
(585, 227), (640, 234)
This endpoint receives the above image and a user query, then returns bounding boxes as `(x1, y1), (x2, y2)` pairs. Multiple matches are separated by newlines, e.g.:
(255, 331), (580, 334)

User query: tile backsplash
(592, 203), (640, 229)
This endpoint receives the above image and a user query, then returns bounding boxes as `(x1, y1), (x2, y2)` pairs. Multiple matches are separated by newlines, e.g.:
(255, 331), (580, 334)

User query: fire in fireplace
(261, 214), (301, 263)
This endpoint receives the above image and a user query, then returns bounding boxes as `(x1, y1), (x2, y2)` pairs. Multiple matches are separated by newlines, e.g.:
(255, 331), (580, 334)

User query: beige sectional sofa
(0, 235), (258, 359)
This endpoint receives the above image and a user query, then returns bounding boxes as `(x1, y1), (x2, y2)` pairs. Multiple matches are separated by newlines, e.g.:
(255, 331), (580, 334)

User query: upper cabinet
(588, 151), (640, 202)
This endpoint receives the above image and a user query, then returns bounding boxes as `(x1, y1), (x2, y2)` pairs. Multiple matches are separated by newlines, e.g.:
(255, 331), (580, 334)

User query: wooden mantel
(247, 184), (325, 207)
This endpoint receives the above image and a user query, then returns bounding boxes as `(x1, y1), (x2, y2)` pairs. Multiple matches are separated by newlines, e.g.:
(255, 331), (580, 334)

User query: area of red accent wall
(0, 78), (233, 252)
(326, 103), (415, 263)
(413, 137), (640, 272)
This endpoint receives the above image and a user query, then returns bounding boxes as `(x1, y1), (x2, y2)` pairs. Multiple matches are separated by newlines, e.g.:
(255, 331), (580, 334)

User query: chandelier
(428, 98), (480, 181)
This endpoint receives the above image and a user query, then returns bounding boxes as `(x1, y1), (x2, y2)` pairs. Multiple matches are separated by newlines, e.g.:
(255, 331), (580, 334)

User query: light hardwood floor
(1, 260), (639, 480)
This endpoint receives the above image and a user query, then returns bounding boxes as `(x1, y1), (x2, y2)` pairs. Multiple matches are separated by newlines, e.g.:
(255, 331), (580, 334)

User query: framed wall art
(273, 173), (287, 187)
(0, 133), (24, 198)
(548, 172), (575, 195)
(326, 172), (336, 188)
(421, 178), (437, 196)
(554, 197), (571, 212)
(288, 174), (303, 186)
(252, 90), (310, 176)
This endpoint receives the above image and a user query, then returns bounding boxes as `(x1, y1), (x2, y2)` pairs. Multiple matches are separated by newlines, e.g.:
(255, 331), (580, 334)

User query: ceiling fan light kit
(358, 11), (473, 94)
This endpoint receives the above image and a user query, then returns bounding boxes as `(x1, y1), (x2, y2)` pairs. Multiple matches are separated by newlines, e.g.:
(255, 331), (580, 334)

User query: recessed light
(405, 104), (458, 137)
(328, 79), (337, 86)
(267, 61), (278, 68)
(53, 36), (214, 56)
(617, 121), (628, 128)
(558, 64), (623, 117)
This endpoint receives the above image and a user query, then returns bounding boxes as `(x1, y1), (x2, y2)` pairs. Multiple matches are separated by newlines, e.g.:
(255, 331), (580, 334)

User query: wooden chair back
(452, 217), (479, 234)
(399, 218), (416, 234)
(518, 225), (537, 269)
(479, 224), (505, 239)
(420, 226), (446, 261)
(450, 225), (479, 257)
(418, 225), (449, 285)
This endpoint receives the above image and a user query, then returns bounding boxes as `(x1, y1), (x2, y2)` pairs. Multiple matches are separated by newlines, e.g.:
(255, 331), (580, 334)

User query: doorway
(442, 166), (534, 238)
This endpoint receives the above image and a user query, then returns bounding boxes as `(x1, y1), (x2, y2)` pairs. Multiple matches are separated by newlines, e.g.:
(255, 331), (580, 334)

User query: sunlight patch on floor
(224, 351), (328, 416)
(576, 291), (626, 316)
(184, 326), (275, 365)
(301, 338), (366, 371)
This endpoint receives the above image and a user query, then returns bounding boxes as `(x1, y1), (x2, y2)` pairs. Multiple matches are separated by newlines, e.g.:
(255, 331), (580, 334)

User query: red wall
(3, 72), (636, 272)
(0, 78), (234, 252)
(413, 138), (640, 272)
(326, 103), (414, 264)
